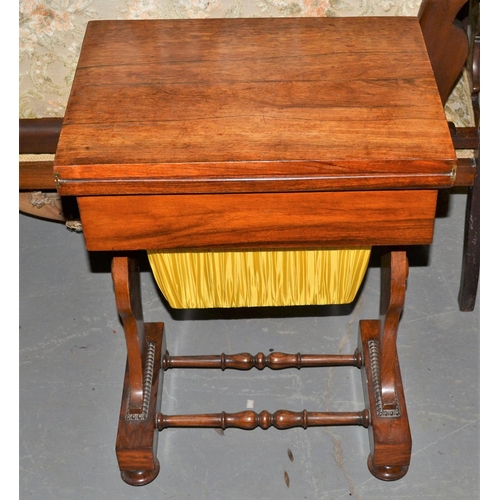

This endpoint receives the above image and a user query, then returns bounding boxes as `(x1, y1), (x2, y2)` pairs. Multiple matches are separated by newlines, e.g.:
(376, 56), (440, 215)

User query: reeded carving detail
(368, 340), (401, 418)
(126, 341), (156, 421)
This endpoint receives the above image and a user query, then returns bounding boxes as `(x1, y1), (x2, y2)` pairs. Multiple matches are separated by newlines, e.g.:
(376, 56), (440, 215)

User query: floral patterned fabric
(19, 0), (472, 126)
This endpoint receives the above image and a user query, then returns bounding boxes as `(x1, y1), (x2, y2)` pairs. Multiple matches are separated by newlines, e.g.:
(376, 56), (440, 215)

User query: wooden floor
(19, 188), (479, 499)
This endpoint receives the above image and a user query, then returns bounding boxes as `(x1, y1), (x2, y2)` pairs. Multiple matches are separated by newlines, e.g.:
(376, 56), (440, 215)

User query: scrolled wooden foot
(115, 322), (165, 486)
(360, 319), (411, 482)
(367, 454), (409, 481)
(120, 459), (161, 486)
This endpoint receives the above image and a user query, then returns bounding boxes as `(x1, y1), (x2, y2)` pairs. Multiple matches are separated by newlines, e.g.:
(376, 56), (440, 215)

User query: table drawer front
(77, 190), (437, 251)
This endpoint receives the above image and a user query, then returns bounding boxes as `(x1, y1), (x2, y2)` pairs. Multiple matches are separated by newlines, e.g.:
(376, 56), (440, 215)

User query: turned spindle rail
(158, 350), (368, 432)
(162, 350), (363, 370)
(157, 409), (370, 430)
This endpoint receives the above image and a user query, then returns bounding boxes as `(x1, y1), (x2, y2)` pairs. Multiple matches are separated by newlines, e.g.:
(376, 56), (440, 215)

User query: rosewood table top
(54, 17), (455, 197)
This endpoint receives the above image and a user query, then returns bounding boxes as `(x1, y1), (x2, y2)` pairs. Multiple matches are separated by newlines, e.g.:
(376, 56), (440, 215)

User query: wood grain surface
(54, 17), (455, 195)
(77, 190), (438, 251)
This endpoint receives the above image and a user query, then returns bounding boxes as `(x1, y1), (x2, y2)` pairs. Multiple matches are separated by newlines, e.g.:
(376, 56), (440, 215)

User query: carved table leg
(359, 250), (411, 480)
(112, 256), (165, 486)
(111, 251), (412, 484)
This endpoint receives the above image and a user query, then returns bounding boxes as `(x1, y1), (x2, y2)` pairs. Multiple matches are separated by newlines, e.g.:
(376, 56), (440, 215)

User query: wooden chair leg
(458, 154), (480, 311)
(112, 256), (166, 486)
(359, 250), (411, 480)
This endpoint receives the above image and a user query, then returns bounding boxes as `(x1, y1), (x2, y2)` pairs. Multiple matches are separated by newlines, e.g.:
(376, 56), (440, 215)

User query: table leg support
(116, 321), (165, 486)
(359, 319), (411, 481)
(111, 252), (412, 484)
(112, 256), (166, 486)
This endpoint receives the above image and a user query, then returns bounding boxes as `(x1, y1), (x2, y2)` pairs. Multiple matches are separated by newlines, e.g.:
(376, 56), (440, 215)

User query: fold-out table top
(54, 17), (455, 196)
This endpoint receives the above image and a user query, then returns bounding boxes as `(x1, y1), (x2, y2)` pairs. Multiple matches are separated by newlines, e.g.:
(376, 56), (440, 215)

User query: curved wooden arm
(19, 118), (62, 154)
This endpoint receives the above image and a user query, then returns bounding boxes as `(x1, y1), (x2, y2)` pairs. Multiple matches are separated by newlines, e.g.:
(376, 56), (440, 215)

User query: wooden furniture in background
(19, 118), (64, 222)
(52, 15), (457, 485)
(19, 118), (61, 190)
(419, 0), (480, 311)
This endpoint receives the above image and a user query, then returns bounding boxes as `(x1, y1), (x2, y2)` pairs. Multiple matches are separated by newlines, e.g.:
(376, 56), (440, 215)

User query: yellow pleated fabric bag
(148, 248), (371, 309)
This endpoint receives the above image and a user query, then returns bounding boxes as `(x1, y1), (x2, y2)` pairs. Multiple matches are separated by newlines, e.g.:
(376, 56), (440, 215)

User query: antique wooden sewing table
(54, 17), (456, 486)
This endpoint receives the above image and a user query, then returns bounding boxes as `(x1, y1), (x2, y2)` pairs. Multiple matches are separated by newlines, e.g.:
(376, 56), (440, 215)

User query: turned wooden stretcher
(51, 6), (469, 486)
